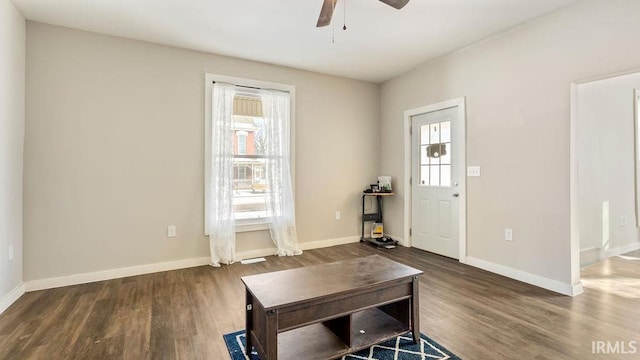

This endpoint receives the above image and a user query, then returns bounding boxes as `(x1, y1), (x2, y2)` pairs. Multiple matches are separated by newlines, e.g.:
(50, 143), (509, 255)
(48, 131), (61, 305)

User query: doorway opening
(570, 70), (640, 294)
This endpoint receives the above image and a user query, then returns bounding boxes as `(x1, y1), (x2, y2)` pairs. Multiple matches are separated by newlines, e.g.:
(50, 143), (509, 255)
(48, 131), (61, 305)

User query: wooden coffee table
(241, 255), (423, 360)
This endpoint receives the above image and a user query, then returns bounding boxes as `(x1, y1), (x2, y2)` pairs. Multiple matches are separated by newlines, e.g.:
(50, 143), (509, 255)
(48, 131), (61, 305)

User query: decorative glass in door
(419, 121), (451, 187)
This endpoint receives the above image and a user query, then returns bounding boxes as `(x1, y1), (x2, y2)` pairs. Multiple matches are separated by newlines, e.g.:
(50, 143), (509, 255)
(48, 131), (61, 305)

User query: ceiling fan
(316, 0), (410, 27)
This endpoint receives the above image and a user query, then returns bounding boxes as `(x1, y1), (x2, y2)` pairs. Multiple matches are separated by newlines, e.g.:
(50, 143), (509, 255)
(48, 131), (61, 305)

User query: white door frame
(569, 83), (582, 293)
(403, 97), (467, 262)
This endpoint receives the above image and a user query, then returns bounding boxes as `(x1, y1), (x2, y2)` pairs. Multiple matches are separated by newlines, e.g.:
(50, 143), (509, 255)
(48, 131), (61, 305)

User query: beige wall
(0, 0), (25, 302)
(24, 23), (380, 281)
(380, 0), (640, 287)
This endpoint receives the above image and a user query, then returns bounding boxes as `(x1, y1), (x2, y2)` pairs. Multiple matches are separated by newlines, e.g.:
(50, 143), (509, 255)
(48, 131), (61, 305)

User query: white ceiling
(12, 0), (579, 83)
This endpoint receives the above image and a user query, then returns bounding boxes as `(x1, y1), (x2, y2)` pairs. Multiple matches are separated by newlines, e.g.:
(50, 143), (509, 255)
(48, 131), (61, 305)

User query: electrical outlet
(620, 216), (628, 226)
(8, 246), (14, 261)
(168, 225), (176, 238)
(505, 228), (513, 241)
(467, 166), (481, 177)
(335, 211), (341, 220)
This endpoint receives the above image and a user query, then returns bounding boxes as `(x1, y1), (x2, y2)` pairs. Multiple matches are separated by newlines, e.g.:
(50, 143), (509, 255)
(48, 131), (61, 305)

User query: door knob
(452, 192), (459, 197)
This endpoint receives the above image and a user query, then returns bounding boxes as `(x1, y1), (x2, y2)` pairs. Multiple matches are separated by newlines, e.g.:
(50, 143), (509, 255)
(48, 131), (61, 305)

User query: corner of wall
(0, 0), (26, 306)
(0, 283), (25, 315)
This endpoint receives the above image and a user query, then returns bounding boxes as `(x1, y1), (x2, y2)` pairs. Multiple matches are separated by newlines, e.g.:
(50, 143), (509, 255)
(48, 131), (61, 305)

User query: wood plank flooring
(0, 244), (638, 359)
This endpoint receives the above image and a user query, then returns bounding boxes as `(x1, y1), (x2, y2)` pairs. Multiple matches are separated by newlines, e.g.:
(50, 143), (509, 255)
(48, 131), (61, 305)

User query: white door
(410, 105), (462, 259)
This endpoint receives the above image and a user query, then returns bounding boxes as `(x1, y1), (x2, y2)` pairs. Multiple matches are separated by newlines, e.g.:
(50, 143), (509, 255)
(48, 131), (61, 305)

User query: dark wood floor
(1, 243), (638, 359)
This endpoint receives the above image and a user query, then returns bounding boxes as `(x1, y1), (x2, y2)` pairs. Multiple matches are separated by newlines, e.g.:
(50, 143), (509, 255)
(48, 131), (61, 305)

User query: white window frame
(204, 73), (296, 233)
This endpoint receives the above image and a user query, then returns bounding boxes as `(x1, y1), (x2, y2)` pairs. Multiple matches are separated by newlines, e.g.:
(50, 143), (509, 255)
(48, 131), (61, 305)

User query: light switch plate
(505, 228), (513, 241)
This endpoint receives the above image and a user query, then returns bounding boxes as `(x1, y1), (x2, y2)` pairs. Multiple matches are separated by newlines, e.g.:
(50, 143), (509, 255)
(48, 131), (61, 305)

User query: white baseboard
(580, 247), (604, 267)
(236, 235), (361, 260)
(570, 282), (584, 297)
(0, 283), (26, 315)
(300, 235), (361, 250)
(25, 257), (210, 292)
(580, 241), (640, 267)
(25, 236), (362, 292)
(605, 241), (640, 258)
(465, 256), (583, 297)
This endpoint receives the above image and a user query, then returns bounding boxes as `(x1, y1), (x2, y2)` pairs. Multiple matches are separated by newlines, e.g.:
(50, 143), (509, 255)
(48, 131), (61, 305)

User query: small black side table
(361, 192), (397, 247)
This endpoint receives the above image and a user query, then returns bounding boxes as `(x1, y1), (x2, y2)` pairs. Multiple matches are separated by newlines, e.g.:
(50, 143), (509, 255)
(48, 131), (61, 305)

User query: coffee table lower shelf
(276, 307), (410, 360)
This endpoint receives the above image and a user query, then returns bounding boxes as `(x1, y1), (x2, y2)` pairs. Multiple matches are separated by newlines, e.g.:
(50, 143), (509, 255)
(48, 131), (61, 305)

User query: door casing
(403, 97), (467, 262)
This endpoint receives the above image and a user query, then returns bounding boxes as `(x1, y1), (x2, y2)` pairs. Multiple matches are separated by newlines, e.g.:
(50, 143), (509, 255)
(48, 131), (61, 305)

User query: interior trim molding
(604, 241), (640, 258)
(569, 82), (582, 289)
(580, 241), (640, 267)
(0, 283), (26, 315)
(580, 247), (604, 268)
(300, 235), (361, 250)
(24, 236), (362, 292)
(237, 235), (362, 260)
(25, 257), (210, 292)
(465, 256), (583, 297)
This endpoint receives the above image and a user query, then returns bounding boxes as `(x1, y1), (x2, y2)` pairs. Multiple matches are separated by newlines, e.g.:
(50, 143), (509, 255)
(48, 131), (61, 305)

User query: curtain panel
(207, 82), (301, 266)
(207, 83), (237, 267)
(262, 90), (302, 256)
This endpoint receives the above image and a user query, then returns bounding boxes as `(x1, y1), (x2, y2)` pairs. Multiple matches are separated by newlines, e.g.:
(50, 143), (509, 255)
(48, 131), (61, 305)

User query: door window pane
(430, 123), (440, 144)
(429, 165), (440, 187)
(440, 121), (451, 143)
(441, 165), (451, 187)
(420, 145), (430, 165)
(418, 120), (452, 187)
(439, 143), (451, 165)
(420, 166), (429, 185)
(420, 125), (431, 145)
(426, 144), (442, 165)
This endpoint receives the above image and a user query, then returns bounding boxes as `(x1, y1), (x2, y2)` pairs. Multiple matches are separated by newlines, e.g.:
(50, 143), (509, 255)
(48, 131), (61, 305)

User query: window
(236, 131), (247, 155)
(204, 74), (295, 232)
(419, 121), (451, 187)
(232, 115), (267, 221)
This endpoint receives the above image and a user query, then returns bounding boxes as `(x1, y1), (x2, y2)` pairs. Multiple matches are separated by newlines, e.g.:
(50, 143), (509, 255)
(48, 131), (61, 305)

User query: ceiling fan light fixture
(316, 0), (409, 28)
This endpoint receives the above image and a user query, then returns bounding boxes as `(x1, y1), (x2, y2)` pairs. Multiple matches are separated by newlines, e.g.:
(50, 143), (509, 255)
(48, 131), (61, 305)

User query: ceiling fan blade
(379, 0), (410, 10)
(316, 0), (337, 27)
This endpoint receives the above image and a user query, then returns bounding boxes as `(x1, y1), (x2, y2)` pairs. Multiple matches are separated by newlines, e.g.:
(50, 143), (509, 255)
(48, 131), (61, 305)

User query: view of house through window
(232, 96), (267, 220)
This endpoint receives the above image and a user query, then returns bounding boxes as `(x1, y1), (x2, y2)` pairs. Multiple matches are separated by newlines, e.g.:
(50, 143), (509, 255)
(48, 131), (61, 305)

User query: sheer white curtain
(262, 90), (302, 256)
(207, 83), (236, 266)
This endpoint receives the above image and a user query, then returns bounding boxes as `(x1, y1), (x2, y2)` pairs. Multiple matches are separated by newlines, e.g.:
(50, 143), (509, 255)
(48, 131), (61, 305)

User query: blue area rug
(223, 330), (462, 360)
